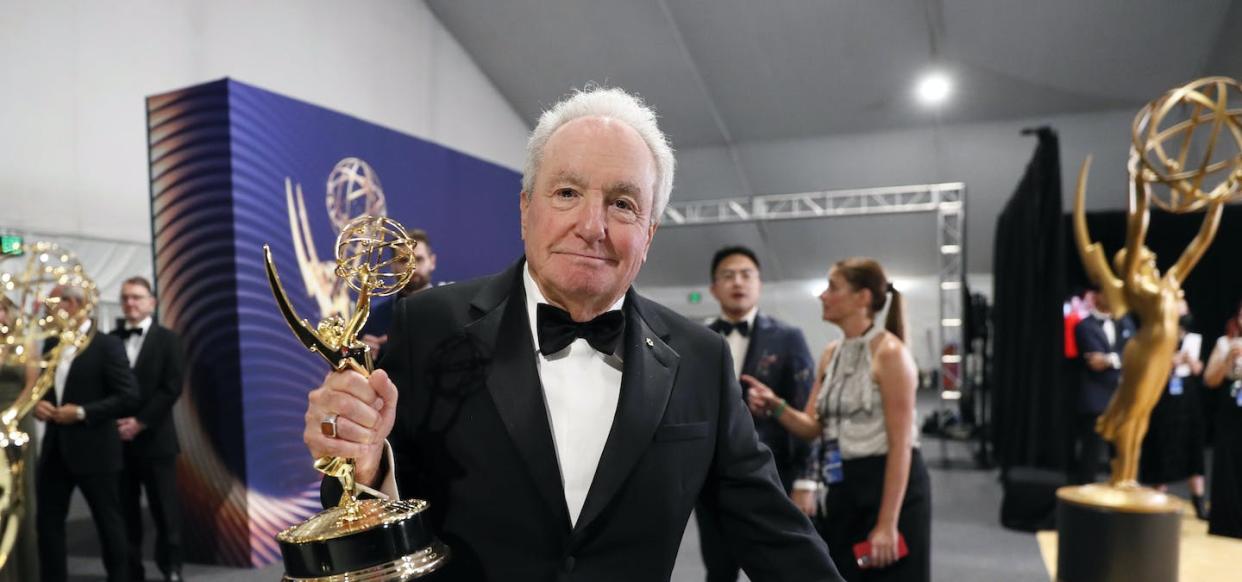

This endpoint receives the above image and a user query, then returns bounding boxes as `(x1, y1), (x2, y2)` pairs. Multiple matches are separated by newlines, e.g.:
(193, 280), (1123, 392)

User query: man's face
(120, 283), (155, 323)
(710, 253), (761, 317)
(1089, 290), (1110, 314)
(521, 117), (658, 312)
(46, 287), (81, 319)
(406, 242), (436, 293)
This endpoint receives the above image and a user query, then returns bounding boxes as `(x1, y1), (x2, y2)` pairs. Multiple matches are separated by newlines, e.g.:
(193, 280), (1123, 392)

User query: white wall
(0, 0), (529, 245)
(672, 107), (1142, 274)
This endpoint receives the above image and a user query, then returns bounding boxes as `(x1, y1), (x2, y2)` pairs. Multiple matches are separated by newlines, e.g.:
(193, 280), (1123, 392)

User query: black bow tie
(118, 327), (143, 339)
(536, 303), (625, 356)
(711, 319), (749, 337)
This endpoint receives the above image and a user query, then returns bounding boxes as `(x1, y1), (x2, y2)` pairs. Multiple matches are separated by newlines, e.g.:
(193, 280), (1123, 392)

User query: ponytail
(883, 285), (906, 343)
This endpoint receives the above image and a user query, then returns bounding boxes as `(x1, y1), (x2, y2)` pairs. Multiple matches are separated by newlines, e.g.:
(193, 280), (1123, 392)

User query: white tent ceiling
(427, 0), (1242, 285)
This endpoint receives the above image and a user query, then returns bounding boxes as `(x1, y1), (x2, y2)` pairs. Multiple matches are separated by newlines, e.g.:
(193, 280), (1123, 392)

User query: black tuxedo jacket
(110, 322), (184, 459)
(717, 313), (815, 490)
(324, 260), (839, 581)
(1074, 315), (1136, 414)
(41, 330), (140, 475)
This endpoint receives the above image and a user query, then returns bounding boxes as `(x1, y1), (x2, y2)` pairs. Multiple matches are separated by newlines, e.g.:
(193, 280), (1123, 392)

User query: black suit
(698, 313), (815, 582)
(1072, 314), (1135, 484)
(38, 330), (140, 582)
(323, 260), (841, 581)
(112, 321), (185, 580)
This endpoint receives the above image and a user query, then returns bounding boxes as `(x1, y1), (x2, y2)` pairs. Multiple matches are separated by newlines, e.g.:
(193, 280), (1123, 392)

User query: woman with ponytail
(747, 257), (930, 581)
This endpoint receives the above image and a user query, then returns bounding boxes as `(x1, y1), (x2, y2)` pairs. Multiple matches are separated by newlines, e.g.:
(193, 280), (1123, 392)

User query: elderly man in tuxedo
(34, 284), (139, 582)
(113, 276), (186, 582)
(303, 87), (842, 581)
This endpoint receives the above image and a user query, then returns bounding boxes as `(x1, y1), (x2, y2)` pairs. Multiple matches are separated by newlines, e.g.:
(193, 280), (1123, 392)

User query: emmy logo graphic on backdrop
(1059, 77), (1241, 582)
(265, 158), (449, 581)
(0, 243), (99, 571)
(286, 157), (389, 321)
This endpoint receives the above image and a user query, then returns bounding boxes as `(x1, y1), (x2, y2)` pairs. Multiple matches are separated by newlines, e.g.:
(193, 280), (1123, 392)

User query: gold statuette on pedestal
(1073, 76), (1241, 492)
(1059, 75), (1240, 582)
(264, 215), (448, 581)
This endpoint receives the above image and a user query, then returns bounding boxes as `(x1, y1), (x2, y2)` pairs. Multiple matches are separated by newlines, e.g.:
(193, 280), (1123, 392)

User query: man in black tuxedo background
(303, 86), (842, 581)
(34, 284), (139, 582)
(1072, 286), (1136, 484)
(698, 245), (816, 582)
(112, 276), (186, 582)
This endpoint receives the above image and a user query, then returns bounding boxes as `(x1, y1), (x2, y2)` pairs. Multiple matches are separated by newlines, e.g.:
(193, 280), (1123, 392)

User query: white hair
(522, 86), (676, 223)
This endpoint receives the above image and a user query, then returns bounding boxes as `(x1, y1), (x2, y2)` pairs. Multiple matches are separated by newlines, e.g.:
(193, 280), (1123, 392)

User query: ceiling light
(915, 71), (952, 106)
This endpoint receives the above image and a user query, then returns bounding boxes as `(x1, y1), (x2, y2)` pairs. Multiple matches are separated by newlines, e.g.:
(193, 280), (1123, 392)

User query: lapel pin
(645, 337), (655, 348)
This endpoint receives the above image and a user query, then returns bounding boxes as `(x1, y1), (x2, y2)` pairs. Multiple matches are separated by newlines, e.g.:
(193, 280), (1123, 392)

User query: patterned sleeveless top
(815, 325), (919, 459)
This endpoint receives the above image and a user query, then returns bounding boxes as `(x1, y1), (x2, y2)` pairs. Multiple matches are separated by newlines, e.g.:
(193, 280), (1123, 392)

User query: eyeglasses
(715, 269), (758, 283)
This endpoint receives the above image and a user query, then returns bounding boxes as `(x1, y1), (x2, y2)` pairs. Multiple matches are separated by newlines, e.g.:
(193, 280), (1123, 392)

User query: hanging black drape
(991, 128), (1069, 471)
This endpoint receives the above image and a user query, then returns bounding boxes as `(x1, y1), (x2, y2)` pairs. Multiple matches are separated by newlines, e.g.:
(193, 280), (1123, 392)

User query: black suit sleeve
(135, 330), (185, 427)
(704, 336), (843, 581)
(782, 328), (816, 481)
(82, 336), (141, 422)
(1074, 319), (1102, 359)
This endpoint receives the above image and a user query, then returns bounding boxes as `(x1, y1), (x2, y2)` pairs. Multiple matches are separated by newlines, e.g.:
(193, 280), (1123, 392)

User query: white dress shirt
(53, 319), (94, 405)
(122, 316), (152, 366)
(373, 268), (626, 519)
(1089, 309), (1122, 369)
(523, 264), (624, 526)
(720, 307), (757, 379)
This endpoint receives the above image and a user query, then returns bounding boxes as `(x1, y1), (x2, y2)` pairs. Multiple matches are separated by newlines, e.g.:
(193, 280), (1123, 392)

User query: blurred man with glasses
(697, 246), (817, 582)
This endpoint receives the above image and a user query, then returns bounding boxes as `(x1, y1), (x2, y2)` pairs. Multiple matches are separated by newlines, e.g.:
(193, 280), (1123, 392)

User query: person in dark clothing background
(112, 276), (186, 582)
(34, 284), (140, 582)
(1204, 299), (1242, 538)
(696, 245), (815, 582)
(1072, 286), (1135, 484)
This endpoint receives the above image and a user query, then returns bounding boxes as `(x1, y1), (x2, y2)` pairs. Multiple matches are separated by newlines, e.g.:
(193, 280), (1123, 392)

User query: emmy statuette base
(281, 540), (450, 582)
(1055, 485), (1181, 582)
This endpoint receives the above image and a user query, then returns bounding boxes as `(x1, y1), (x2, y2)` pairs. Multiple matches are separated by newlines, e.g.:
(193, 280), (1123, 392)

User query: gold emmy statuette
(0, 242), (99, 570)
(1061, 77), (1241, 582)
(264, 215), (449, 581)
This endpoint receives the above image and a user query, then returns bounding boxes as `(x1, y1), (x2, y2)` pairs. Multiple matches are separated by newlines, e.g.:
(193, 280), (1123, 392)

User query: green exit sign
(687, 291), (702, 304)
(0, 235), (22, 256)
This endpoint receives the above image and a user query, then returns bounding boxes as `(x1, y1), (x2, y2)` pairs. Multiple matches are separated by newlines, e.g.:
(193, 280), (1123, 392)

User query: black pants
(1074, 413), (1109, 484)
(694, 463), (794, 582)
(1209, 385), (1242, 538)
(121, 455), (183, 578)
(815, 449), (931, 582)
(37, 452), (129, 582)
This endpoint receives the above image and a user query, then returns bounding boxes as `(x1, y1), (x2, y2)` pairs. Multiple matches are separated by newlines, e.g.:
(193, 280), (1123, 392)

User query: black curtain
(991, 128), (1069, 471)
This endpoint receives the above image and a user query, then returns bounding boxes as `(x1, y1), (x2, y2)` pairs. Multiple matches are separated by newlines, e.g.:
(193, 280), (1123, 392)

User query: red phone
(852, 533), (909, 569)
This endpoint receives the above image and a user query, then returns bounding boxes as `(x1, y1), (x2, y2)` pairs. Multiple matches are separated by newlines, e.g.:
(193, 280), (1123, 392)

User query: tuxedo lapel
(573, 293), (680, 538)
(132, 325), (157, 372)
(464, 261), (572, 531)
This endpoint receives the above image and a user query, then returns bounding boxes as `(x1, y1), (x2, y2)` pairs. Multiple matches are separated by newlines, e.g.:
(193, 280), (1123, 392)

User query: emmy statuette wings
(264, 215), (449, 581)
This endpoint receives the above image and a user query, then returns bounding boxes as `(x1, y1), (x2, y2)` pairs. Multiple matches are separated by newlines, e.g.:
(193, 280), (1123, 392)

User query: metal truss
(663, 183), (967, 399)
(661, 184), (961, 225)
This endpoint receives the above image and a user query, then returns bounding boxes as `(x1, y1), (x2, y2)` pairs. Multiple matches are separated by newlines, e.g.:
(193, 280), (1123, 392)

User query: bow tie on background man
(711, 319), (749, 337)
(536, 303), (625, 356)
(118, 327), (143, 339)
